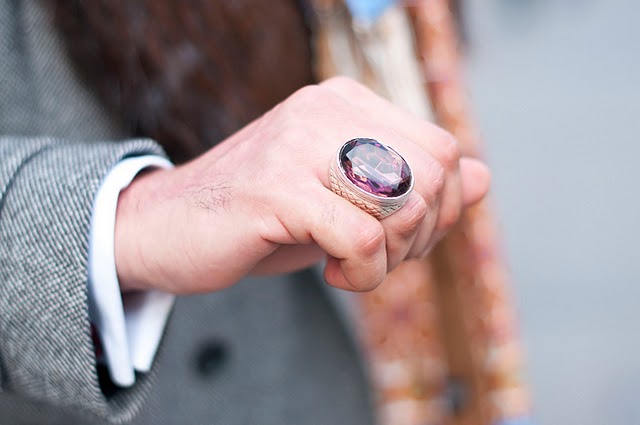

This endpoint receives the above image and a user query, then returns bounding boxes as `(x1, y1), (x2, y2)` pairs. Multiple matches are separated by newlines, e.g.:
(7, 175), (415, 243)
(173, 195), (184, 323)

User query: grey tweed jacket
(0, 1), (373, 424)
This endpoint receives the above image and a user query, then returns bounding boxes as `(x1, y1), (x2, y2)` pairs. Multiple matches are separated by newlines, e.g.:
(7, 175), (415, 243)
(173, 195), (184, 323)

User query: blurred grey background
(464, 0), (640, 424)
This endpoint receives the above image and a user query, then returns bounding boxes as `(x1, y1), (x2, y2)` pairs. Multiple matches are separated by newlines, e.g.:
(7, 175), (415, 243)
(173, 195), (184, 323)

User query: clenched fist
(114, 77), (490, 294)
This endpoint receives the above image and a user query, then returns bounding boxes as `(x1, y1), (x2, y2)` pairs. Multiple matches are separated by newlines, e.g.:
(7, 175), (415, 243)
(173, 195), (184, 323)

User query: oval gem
(339, 138), (412, 198)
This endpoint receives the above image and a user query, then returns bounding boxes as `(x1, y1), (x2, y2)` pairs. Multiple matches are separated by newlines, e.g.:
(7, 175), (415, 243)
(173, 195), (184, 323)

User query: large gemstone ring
(329, 138), (414, 219)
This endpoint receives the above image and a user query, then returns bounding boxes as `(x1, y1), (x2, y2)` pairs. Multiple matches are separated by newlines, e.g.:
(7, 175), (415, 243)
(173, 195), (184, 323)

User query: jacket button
(445, 376), (468, 415)
(193, 340), (228, 378)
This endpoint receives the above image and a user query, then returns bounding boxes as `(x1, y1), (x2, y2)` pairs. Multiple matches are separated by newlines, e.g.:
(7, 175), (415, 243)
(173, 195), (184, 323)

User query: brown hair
(52, 0), (314, 162)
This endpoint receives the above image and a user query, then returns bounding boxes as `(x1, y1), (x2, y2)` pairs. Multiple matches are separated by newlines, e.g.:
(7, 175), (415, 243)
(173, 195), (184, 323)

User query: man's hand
(114, 77), (490, 294)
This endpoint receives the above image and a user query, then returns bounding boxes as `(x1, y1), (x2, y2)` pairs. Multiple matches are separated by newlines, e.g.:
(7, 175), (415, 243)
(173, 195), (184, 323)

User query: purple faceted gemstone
(339, 138), (412, 198)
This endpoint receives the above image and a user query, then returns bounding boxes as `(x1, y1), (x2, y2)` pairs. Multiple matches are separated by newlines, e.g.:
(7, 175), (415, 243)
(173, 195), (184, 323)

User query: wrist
(115, 167), (172, 293)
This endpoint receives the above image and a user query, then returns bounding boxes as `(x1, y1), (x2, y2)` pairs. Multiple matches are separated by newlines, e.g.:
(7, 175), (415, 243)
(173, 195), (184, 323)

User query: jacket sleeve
(0, 136), (167, 423)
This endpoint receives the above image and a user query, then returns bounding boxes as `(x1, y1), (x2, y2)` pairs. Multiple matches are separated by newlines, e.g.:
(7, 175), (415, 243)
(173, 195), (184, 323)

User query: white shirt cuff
(88, 155), (175, 387)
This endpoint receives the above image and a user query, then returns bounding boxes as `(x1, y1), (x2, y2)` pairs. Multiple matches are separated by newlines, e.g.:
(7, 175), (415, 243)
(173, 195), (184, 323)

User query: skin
(114, 77), (491, 295)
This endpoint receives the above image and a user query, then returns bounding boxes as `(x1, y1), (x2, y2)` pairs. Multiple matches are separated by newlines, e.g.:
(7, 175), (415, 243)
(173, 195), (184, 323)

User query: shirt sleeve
(88, 155), (175, 387)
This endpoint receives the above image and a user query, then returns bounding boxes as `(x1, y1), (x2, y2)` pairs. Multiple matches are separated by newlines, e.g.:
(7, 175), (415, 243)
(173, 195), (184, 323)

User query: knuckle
(322, 76), (360, 91)
(395, 197), (427, 238)
(283, 83), (348, 123)
(288, 84), (332, 107)
(428, 162), (446, 198)
(435, 130), (462, 168)
(354, 222), (385, 258)
(321, 76), (376, 100)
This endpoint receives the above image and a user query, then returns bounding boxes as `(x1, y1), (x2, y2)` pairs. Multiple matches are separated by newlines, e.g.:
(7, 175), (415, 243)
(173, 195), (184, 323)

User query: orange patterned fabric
(407, 1), (530, 422)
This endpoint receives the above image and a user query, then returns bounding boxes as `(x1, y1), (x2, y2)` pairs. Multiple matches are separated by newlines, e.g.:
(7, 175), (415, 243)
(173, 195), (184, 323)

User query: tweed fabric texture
(0, 137), (166, 423)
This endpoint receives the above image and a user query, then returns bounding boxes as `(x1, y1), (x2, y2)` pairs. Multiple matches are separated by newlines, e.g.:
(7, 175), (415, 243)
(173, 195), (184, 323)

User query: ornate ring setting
(329, 138), (414, 219)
